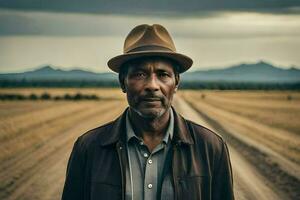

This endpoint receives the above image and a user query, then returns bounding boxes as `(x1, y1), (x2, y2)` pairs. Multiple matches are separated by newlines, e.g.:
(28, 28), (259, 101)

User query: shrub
(53, 96), (62, 101)
(74, 93), (83, 100)
(29, 94), (38, 100)
(64, 94), (72, 100)
(41, 93), (51, 100)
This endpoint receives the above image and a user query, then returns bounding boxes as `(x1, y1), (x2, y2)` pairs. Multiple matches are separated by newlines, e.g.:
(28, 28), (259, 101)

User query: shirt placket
(141, 143), (165, 200)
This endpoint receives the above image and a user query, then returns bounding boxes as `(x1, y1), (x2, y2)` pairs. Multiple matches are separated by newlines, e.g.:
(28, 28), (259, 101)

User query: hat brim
(107, 51), (193, 73)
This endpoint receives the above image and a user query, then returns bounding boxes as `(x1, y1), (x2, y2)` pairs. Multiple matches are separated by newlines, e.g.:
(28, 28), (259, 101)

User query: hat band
(126, 45), (175, 53)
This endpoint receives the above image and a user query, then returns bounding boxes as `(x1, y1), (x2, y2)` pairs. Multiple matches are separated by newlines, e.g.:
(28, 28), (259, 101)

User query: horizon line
(0, 60), (299, 74)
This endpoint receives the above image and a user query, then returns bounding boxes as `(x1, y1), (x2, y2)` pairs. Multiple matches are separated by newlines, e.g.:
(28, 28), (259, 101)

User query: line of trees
(0, 80), (300, 90)
(0, 93), (100, 101)
(0, 80), (120, 88)
(179, 81), (300, 90)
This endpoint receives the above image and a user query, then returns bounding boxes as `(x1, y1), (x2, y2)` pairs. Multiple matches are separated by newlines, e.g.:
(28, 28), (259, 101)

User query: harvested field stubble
(1, 88), (299, 200)
(0, 88), (126, 200)
(181, 91), (300, 161)
(180, 90), (300, 199)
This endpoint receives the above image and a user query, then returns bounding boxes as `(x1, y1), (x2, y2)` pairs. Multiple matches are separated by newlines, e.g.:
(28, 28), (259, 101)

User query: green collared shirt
(125, 109), (174, 200)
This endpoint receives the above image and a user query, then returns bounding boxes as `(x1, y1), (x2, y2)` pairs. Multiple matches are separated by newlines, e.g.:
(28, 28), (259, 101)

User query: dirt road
(173, 96), (285, 200)
(1, 92), (298, 199)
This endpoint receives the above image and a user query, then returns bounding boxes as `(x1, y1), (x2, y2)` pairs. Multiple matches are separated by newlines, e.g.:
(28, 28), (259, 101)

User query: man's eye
(133, 72), (146, 78)
(159, 72), (170, 78)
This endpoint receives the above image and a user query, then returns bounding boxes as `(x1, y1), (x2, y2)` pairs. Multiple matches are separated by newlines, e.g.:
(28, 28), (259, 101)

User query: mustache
(138, 94), (164, 101)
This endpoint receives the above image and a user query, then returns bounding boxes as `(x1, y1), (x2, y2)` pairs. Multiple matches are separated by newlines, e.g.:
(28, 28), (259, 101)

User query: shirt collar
(126, 108), (174, 144)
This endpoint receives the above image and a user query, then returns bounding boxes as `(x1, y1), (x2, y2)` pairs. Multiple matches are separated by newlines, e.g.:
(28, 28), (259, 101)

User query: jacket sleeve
(61, 138), (86, 200)
(212, 142), (234, 200)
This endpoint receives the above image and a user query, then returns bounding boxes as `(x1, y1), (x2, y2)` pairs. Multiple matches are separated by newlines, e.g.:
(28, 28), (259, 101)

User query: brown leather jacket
(62, 107), (234, 200)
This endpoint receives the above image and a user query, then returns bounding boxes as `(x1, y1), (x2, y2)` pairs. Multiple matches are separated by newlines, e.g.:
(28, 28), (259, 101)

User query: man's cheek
(127, 94), (139, 107)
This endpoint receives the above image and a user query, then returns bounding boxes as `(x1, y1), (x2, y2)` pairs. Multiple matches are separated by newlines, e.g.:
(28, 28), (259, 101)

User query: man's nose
(145, 74), (159, 92)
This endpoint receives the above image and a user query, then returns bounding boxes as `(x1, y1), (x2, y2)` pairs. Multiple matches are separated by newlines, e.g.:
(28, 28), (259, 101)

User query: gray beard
(131, 106), (166, 119)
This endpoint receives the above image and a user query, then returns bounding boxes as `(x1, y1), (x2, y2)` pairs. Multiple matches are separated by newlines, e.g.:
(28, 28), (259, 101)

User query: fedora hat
(107, 24), (193, 73)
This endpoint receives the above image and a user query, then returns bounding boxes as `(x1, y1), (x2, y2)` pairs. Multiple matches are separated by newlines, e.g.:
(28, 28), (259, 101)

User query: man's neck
(128, 107), (170, 149)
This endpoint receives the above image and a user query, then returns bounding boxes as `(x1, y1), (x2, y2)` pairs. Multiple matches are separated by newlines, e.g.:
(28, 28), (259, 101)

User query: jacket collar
(99, 106), (194, 146)
(172, 107), (194, 145)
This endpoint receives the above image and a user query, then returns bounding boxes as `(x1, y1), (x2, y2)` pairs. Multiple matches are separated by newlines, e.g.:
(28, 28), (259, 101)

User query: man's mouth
(141, 97), (161, 102)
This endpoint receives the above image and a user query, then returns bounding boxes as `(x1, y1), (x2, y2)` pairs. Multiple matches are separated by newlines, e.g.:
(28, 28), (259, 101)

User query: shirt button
(148, 159), (152, 164)
(147, 184), (153, 189)
(139, 141), (144, 145)
(143, 153), (148, 158)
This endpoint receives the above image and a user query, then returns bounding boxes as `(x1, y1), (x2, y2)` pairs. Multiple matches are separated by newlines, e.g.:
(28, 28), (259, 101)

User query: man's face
(121, 57), (179, 119)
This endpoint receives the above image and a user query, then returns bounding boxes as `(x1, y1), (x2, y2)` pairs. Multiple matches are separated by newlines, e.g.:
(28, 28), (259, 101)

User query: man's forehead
(127, 57), (176, 71)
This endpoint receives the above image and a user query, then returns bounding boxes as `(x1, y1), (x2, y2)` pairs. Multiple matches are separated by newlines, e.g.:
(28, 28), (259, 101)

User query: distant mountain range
(1, 61), (299, 83)
(182, 61), (300, 83)
(0, 66), (118, 82)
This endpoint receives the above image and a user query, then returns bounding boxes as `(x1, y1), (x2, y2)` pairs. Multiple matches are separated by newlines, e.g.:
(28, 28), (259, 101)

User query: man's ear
(121, 86), (126, 93)
(174, 74), (180, 93)
(119, 74), (127, 93)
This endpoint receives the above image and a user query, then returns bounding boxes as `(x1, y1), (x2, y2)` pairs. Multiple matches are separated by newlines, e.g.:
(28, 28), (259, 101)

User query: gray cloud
(0, 10), (127, 36)
(0, 0), (299, 15)
(1, 9), (300, 37)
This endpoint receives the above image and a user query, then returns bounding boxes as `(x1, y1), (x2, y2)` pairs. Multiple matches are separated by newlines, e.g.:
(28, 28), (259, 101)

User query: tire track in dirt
(181, 93), (300, 175)
(1, 108), (97, 198)
(41, 105), (127, 200)
(0, 105), (92, 161)
(198, 94), (300, 142)
(189, 106), (300, 200)
(0, 102), (116, 176)
(173, 96), (284, 200)
(0, 101), (119, 182)
(0, 101), (66, 120)
(31, 103), (126, 200)
(191, 91), (300, 135)
(0, 102), (85, 142)
(176, 95), (300, 200)
(0, 101), (126, 200)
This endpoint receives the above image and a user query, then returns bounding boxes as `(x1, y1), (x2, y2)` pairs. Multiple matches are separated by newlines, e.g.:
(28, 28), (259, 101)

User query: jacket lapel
(98, 108), (128, 146)
(172, 107), (194, 145)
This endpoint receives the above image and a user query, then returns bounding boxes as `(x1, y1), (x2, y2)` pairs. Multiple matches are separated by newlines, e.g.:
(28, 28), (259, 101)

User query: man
(62, 24), (234, 200)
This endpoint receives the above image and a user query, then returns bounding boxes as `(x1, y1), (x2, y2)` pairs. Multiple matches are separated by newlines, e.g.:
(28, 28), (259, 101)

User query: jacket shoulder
(185, 119), (229, 169)
(75, 120), (115, 149)
(186, 119), (226, 151)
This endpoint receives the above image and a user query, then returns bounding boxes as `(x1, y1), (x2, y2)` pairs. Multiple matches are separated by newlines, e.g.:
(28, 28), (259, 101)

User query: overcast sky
(0, 1), (300, 73)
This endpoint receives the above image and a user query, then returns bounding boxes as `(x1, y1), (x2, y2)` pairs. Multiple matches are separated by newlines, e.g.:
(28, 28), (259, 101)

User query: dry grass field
(0, 88), (127, 200)
(0, 88), (299, 200)
(180, 90), (300, 199)
(180, 90), (300, 164)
